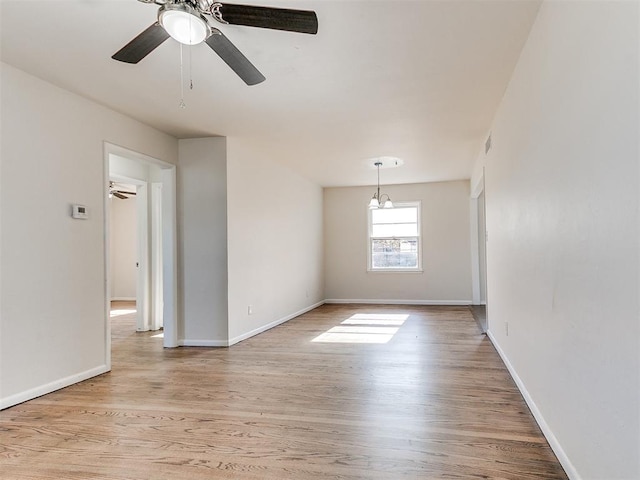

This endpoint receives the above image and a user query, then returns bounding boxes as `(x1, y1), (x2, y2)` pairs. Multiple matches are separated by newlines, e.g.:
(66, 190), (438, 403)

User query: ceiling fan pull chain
(179, 43), (186, 109)
(189, 41), (194, 90)
(189, 17), (194, 90)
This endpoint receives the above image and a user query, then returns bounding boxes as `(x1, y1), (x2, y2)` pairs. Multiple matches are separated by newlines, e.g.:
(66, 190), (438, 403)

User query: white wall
(110, 197), (137, 300)
(177, 137), (229, 344)
(110, 154), (151, 181)
(226, 139), (324, 343)
(324, 181), (472, 303)
(0, 62), (178, 408)
(471, 2), (639, 478)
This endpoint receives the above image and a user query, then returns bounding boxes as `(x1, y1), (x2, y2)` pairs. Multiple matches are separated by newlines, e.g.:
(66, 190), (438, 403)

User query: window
(368, 202), (421, 271)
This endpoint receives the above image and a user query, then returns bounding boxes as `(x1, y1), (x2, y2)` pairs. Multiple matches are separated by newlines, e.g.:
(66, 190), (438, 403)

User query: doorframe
(103, 143), (178, 369)
(150, 182), (164, 332)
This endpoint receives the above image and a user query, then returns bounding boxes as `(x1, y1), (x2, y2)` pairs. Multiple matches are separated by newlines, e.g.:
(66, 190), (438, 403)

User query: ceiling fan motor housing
(197, 0), (217, 13)
(139, 0), (212, 13)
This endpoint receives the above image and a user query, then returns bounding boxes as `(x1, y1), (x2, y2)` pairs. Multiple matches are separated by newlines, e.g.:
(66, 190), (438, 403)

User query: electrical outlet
(248, 305), (253, 315)
(505, 322), (509, 336)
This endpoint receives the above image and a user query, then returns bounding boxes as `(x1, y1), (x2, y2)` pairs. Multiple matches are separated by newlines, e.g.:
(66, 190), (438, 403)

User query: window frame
(367, 201), (423, 273)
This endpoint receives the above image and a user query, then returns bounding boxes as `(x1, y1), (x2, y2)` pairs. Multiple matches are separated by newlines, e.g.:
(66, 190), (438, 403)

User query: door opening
(104, 143), (178, 367)
(109, 175), (150, 332)
(109, 180), (140, 328)
(470, 171), (488, 333)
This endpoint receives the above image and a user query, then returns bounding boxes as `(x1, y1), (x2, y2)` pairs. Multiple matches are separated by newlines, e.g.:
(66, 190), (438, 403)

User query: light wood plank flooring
(1, 303), (567, 479)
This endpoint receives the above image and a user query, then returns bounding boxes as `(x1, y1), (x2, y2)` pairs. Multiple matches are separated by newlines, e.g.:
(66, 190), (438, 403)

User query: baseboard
(228, 301), (326, 346)
(1, 364), (110, 410)
(324, 298), (472, 306)
(179, 339), (229, 347)
(180, 300), (469, 347)
(110, 297), (136, 302)
(487, 330), (579, 480)
(181, 300), (468, 347)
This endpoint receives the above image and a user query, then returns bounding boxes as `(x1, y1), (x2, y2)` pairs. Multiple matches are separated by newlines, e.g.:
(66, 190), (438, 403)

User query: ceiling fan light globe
(160, 8), (208, 45)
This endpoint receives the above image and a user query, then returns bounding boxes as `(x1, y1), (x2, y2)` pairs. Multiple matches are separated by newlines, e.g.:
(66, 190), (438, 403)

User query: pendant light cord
(376, 162), (381, 200)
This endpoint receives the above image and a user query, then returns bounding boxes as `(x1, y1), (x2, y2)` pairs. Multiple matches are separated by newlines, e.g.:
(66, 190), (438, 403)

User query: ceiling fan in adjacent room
(111, 0), (319, 85)
(109, 182), (137, 200)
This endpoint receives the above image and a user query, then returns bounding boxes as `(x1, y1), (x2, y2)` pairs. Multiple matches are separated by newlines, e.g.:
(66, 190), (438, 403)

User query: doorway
(104, 143), (178, 364)
(470, 172), (488, 333)
(109, 181), (139, 329)
(109, 176), (152, 332)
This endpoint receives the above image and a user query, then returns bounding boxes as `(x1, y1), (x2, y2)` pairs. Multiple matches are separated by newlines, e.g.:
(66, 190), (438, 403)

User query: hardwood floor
(1, 303), (567, 479)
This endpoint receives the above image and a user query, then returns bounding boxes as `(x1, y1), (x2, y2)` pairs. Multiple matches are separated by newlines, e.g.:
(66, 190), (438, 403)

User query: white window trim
(367, 201), (423, 273)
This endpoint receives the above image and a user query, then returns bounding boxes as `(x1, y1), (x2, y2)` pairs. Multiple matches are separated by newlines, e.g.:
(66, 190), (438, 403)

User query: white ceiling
(0, 0), (541, 187)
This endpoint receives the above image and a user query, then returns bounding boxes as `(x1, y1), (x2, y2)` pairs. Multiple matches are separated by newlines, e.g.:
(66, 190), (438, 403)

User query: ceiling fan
(110, 182), (137, 200)
(112, 0), (318, 85)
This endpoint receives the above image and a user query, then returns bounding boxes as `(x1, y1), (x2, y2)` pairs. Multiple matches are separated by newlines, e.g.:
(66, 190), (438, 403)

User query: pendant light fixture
(369, 161), (394, 209)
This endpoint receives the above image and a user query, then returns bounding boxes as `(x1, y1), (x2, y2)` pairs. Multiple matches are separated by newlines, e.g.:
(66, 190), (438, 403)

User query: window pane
(372, 207), (417, 225)
(371, 238), (418, 269)
(372, 223), (419, 237)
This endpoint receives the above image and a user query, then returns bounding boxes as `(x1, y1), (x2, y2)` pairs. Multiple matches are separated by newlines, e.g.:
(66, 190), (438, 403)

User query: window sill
(367, 269), (424, 274)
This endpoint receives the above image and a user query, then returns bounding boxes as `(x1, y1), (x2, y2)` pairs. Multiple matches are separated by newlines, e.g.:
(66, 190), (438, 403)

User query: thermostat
(72, 204), (88, 219)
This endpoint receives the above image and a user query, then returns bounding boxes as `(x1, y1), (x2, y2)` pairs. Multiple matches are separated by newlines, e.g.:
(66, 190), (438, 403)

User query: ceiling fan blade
(114, 190), (137, 196)
(113, 192), (129, 200)
(112, 22), (170, 64)
(213, 3), (318, 35)
(205, 31), (265, 86)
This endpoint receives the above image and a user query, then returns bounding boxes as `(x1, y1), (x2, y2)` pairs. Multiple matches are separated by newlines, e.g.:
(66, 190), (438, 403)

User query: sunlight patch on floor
(311, 313), (409, 343)
(151, 332), (164, 339)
